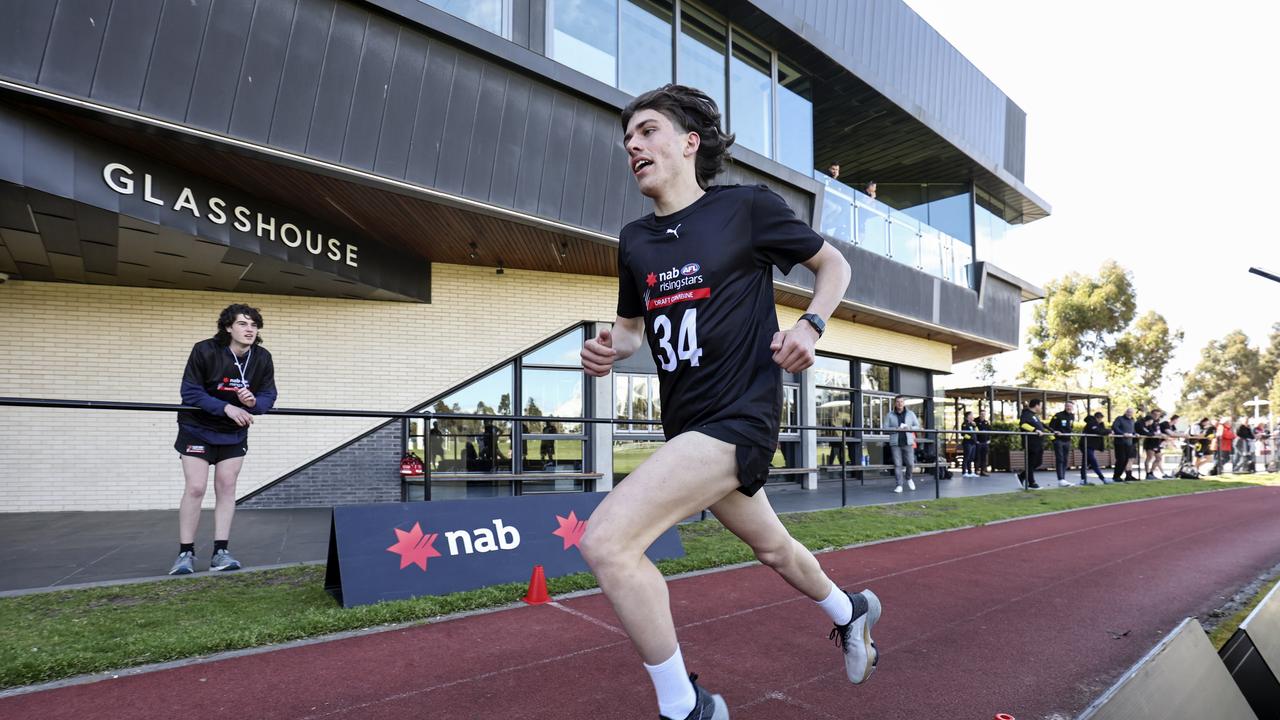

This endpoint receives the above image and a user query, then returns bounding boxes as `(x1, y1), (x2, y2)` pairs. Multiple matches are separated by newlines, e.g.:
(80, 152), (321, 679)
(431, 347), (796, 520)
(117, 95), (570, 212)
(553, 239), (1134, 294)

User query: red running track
(7, 486), (1280, 720)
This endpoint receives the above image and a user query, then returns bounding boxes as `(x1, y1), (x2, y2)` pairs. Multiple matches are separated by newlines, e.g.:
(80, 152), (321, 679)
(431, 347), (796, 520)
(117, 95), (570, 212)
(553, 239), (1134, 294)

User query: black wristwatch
(799, 313), (826, 337)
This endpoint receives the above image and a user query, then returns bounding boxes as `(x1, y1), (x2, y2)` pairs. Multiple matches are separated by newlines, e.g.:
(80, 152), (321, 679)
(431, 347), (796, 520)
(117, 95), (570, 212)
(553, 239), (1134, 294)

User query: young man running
(579, 85), (879, 720)
(169, 304), (277, 574)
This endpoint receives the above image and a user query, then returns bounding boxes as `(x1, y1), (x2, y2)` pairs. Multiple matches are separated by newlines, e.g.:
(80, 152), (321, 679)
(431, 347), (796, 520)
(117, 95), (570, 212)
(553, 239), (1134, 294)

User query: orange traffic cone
(522, 564), (550, 605)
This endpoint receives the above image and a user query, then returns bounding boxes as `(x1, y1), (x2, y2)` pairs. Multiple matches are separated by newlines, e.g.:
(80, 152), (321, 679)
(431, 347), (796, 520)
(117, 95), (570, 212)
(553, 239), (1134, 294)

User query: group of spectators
(956, 402), (1275, 490)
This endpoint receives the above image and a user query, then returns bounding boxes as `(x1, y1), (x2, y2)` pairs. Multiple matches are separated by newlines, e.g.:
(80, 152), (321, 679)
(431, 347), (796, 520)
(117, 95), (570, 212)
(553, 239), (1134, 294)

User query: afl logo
(680, 263), (700, 276)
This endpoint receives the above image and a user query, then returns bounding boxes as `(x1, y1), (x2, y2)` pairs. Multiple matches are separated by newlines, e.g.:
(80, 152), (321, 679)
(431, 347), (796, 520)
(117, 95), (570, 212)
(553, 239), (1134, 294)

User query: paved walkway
(4, 486), (1277, 719)
(0, 471), (1062, 593)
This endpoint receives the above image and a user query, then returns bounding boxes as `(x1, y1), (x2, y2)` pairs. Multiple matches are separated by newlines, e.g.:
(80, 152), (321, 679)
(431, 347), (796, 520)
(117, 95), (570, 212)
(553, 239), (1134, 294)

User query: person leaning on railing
(1111, 409), (1139, 483)
(1080, 411), (1110, 484)
(960, 411), (979, 478)
(1017, 398), (1050, 489)
(1049, 402), (1078, 487)
(974, 412), (993, 476)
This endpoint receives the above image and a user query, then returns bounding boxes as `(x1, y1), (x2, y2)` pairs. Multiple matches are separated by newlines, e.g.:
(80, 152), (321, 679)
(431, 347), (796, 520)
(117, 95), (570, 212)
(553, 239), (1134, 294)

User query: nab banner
(325, 494), (685, 608)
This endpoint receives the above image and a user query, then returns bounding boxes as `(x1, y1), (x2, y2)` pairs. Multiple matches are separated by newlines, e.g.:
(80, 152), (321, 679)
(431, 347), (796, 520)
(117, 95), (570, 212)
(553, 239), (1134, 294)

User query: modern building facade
(0, 0), (1047, 512)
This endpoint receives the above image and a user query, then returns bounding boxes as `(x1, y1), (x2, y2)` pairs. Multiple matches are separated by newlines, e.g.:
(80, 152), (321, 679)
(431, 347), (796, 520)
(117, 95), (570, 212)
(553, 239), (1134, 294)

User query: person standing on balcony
(169, 304), (277, 575)
(1017, 399), (1049, 489)
(864, 181), (877, 200)
(825, 163), (840, 180)
(579, 84), (875, 720)
(1049, 402), (1077, 487)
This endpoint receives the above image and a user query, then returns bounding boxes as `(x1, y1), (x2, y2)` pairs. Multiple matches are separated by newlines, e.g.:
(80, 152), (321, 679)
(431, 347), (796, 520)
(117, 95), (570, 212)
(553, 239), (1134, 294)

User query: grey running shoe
(830, 589), (881, 684)
(209, 549), (242, 571)
(168, 551), (195, 575)
(661, 674), (729, 720)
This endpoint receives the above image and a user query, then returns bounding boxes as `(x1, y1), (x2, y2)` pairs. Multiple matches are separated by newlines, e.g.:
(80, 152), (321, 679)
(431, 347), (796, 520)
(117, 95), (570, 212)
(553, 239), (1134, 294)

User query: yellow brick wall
(776, 307), (952, 372)
(0, 268), (951, 511)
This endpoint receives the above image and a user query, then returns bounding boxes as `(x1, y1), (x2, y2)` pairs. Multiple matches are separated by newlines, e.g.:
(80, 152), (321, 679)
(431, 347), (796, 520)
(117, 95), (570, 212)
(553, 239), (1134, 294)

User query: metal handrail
(0, 396), (1214, 504)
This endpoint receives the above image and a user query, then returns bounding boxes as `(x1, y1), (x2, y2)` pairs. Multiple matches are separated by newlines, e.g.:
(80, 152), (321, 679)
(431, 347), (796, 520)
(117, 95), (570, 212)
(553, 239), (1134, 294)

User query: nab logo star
(386, 522), (442, 571)
(552, 511), (588, 550)
(646, 272), (657, 288)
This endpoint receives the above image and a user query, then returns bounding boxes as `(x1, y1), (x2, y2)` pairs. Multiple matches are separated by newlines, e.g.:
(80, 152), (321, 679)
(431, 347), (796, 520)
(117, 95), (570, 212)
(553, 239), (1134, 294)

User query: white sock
(816, 581), (854, 625)
(645, 646), (695, 719)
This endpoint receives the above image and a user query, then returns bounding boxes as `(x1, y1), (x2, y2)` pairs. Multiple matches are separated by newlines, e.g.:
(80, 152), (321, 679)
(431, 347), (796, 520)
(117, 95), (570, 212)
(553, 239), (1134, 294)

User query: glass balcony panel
(889, 216), (920, 268)
(857, 204), (889, 256)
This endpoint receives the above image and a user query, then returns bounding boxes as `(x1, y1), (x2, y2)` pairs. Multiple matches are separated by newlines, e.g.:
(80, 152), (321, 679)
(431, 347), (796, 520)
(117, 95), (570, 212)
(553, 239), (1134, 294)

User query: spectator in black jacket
(1236, 422), (1256, 473)
(1049, 402), (1077, 487)
(974, 413), (992, 476)
(170, 303), (278, 576)
(960, 411), (979, 477)
(1018, 399), (1049, 489)
(1140, 409), (1167, 479)
(1112, 409), (1138, 482)
(1080, 411), (1110, 484)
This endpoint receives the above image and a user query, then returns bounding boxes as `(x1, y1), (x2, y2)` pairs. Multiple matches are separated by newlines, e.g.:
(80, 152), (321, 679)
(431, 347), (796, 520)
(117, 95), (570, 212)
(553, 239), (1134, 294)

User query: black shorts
(734, 444), (773, 497)
(1143, 439), (1162, 452)
(175, 427), (248, 464)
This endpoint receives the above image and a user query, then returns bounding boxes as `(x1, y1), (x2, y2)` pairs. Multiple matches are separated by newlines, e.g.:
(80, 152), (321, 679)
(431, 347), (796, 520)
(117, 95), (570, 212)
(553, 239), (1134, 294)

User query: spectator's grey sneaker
(830, 589), (881, 684)
(168, 551), (195, 575)
(209, 549), (242, 572)
(661, 674), (728, 720)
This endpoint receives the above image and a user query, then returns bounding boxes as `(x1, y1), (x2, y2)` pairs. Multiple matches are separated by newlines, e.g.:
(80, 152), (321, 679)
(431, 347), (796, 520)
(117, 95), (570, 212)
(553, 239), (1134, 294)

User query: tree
(1269, 368), (1280, 425)
(1105, 310), (1183, 409)
(974, 357), (997, 384)
(1177, 330), (1269, 421)
(1262, 322), (1280, 388)
(1021, 261), (1136, 386)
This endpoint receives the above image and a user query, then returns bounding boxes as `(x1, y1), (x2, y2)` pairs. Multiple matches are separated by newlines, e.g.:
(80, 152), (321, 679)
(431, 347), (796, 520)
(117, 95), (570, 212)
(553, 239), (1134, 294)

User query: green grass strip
(2, 475), (1275, 690)
(1208, 572), (1280, 650)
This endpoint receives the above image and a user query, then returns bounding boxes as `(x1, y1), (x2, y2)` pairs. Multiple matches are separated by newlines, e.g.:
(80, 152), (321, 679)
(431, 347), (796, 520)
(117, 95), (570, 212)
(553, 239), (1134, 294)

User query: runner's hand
(224, 404), (254, 427)
(582, 328), (616, 377)
(770, 323), (818, 373)
(236, 387), (257, 408)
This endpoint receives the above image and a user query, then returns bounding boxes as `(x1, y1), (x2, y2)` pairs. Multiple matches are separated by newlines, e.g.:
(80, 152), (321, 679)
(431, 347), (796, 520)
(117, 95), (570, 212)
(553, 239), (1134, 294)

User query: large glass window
(861, 363), (891, 391)
(551, 0), (618, 85)
(678, 4), (727, 114)
(729, 32), (772, 157)
(423, 0), (510, 37)
(777, 57), (812, 174)
(814, 355), (852, 388)
(616, 372), (661, 433)
(620, 0), (673, 95)
(889, 211), (920, 269)
(431, 365), (514, 473)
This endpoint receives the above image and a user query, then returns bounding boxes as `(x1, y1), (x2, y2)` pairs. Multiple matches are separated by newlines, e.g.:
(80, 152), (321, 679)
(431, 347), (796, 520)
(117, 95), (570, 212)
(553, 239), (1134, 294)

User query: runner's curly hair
(621, 84), (734, 188)
(214, 303), (265, 346)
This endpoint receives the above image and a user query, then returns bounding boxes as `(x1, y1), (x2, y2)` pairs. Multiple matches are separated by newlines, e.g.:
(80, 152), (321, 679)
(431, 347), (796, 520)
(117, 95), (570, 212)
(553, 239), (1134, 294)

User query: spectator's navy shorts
(175, 427), (248, 464)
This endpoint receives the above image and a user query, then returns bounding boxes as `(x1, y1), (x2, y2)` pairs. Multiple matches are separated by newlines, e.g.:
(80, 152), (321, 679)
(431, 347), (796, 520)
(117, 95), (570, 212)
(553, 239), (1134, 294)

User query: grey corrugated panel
(601, 131), (632, 235)
(1004, 98), (1026, 180)
(489, 75), (532, 209)
(537, 94), (575, 218)
(306, 2), (367, 162)
(140, 0), (211, 120)
(39, 0), (112, 97)
(186, 0), (253, 133)
(75, 205), (119, 246)
(461, 65), (508, 200)
(70, 142), (118, 210)
(267, 0), (333, 152)
(373, 29), (430, 178)
(341, 12), (398, 171)
(0, 1), (57, 82)
(0, 112), (24, 187)
(529, 0), (546, 55)
(404, 40), (456, 187)
(21, 119), (74, 199)
(34, 214), (78, 255)
(513, 81), (554, 214)
(559, 104), (596, 227)
(90, 0), (164, 109)
(229, 0), (300, 142)
(434, 54), (483, 194)
(580, 109), (616, 232)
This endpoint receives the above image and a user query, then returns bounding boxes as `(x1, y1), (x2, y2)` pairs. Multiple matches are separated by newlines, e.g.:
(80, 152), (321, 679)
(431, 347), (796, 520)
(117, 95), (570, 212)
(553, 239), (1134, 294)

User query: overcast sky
(903, 0), (1280, 408)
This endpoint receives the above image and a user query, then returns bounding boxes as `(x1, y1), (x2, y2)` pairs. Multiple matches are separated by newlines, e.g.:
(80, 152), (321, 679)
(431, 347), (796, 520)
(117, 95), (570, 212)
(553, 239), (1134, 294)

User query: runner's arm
(582, 316), (645, 377)
(797, 242), (851, 326)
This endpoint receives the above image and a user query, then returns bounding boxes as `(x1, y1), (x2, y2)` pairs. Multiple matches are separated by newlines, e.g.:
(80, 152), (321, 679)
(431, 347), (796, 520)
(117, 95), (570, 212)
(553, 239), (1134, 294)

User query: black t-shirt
(617, 184), (824, 450)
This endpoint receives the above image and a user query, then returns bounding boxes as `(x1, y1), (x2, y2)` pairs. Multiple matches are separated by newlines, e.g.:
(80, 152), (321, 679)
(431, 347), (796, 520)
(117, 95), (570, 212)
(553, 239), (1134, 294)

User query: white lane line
(549, 601), (628, 636)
